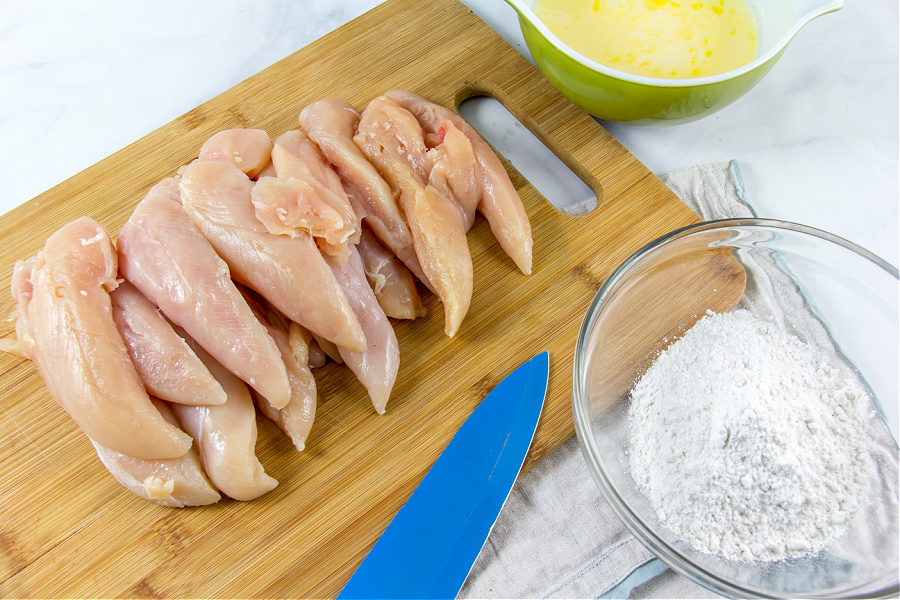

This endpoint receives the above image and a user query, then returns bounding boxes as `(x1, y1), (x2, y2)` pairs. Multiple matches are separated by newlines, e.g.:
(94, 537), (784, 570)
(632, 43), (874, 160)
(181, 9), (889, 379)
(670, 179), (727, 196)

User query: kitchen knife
(338, 351), (550, 599)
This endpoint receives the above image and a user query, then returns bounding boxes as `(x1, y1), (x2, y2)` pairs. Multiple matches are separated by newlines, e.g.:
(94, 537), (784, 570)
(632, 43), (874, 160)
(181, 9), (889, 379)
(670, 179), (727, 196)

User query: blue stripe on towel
(597, 558), (668, 599)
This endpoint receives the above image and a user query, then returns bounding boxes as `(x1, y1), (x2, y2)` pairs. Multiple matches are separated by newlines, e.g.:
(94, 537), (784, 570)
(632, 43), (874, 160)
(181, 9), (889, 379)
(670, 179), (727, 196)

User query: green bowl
(505, 0), (843, 125)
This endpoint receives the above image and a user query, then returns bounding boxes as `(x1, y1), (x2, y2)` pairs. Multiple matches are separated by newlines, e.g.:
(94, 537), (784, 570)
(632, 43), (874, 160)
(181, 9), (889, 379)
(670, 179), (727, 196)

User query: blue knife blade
(338, 351), (550, 599)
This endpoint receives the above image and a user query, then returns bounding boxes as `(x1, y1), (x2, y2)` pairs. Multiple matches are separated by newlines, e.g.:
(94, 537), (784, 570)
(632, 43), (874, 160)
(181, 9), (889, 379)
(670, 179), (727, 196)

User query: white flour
(628, 309), (875, 562)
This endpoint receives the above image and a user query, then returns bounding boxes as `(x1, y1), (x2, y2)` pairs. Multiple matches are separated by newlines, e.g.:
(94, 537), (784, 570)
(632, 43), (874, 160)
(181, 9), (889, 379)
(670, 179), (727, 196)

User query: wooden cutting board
(0, 0), (744, 597)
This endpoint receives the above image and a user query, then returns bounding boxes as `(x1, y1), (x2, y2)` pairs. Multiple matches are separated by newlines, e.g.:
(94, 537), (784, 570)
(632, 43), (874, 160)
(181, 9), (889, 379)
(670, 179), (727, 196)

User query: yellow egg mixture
(533, 0), (759, 79)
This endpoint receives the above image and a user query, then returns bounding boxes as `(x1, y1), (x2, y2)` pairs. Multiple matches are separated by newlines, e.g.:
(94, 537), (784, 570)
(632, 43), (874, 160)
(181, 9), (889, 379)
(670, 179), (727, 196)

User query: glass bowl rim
(571, 217), (899, 598)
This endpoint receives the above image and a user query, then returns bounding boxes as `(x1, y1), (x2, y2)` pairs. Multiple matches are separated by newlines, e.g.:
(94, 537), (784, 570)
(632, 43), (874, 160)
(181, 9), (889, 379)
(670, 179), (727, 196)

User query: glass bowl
(572, 218), (899, 598)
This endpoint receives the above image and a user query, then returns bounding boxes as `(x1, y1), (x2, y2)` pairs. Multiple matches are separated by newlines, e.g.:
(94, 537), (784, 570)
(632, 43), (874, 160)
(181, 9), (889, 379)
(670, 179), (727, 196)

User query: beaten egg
(533, 0), (759, 79)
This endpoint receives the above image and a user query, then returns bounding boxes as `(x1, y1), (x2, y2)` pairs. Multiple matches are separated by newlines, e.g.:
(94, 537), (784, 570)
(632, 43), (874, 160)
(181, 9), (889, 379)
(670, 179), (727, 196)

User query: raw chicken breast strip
(304, 332), (328, 368)
(354, 95), (473, 337)
(325, 244), (400, 415)
(312, 333), (343, 364)
(357, 225), (425, 320)
(239, 289), (317, 452)
(252, 176), (345, 241)
(299, 100), (430, 288)
(198, 128), (273, 179)
(111, 280), (226, 406)
(178, 160), (366, 354)
(170, 335), (278, 502)
(10, 217), (192, 460)
(2, 257), (37, 360)
(270, 130), (361, 263)
(117, 180), (292, 409)
(385, 89), (533, 275)
(91, 398), (221, 508)
(254, 324), (316, 452)
(425, 119), (482, 230)
(278, 318), (327, 368)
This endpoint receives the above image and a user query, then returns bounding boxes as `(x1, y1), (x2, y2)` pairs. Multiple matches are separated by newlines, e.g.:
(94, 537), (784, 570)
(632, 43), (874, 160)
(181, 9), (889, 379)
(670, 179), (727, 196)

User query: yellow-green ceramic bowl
(505, 0), (843, 125)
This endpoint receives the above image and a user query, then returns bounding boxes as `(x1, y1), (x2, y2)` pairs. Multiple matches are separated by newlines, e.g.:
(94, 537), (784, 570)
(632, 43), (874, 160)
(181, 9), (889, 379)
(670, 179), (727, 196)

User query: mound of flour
(628, 309), (875, 562)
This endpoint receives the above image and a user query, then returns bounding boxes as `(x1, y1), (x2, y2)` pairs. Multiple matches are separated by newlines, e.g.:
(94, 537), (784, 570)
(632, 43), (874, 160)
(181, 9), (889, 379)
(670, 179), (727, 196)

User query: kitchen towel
(458, 160), (753, 600)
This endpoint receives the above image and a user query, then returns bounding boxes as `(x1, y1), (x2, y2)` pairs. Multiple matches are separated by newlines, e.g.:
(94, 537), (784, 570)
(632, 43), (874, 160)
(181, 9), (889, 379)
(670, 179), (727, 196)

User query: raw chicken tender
(301, 329), (328, 368)
(300, 100), (429, 287)
(10, 217), (192, 460)
(117, 181), (292, 409)
(251, 176), (346, 242)
(171, 337), (278, 502)
(240, 291), (317, 452)
(91, 398), (221, 508)
(2, 257), (37, 360)
(401, 185), (473, 337)
(271, 130), (361, 262)
(312, 333), (343, 364)
(256, 161), (277, 179)
(354, 95), (473, 337)
(357, 225), (425, 320)
(111, 281), (226, 407)
(198, 128), (273, 179)
(425, 119), (482, 230)
(145, 176), (182, 203)
(254, 325), (317, 452)
(178, 160), (366, 354)
(325, 245), (400, 414)
(385, 89), (533, 275)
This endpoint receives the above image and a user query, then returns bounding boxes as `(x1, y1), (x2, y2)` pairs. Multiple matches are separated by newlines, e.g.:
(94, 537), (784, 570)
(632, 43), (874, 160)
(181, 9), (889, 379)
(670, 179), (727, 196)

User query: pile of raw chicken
(1, 91), (533, 508)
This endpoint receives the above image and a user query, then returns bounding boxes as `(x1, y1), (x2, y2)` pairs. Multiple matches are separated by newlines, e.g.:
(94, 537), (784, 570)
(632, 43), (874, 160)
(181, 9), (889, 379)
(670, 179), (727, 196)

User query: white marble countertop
(3, 0), (897, 266)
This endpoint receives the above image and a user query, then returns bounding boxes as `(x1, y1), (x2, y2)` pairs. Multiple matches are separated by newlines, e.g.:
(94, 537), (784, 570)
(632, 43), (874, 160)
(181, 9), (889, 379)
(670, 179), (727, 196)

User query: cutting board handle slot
(456, 88), (600, 216)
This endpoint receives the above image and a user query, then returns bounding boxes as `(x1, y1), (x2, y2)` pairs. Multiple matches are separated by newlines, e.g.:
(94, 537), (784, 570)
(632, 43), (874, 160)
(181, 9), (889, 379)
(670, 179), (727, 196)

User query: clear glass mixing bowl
(572, 218), (899, 598)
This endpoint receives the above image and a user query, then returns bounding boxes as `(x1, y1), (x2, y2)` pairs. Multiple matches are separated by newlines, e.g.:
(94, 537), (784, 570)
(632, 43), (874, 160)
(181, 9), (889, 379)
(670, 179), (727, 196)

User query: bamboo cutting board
(0, 0), (743, 597)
